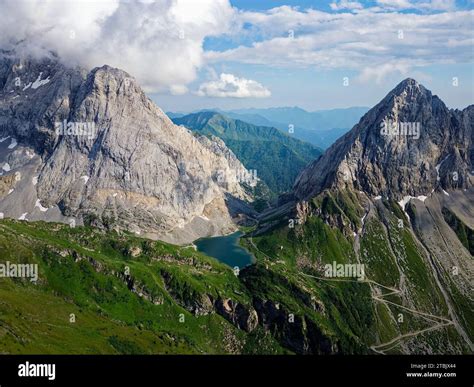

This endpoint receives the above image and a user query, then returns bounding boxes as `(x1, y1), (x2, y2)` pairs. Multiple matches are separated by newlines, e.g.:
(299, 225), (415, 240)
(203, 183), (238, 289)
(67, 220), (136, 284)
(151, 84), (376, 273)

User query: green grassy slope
(173, 112), (322, 194)
(0, 220), (286, 354)
(1, 188), (471, 354)
(0, 217), (376, 354)
(248, 190), (472, 354)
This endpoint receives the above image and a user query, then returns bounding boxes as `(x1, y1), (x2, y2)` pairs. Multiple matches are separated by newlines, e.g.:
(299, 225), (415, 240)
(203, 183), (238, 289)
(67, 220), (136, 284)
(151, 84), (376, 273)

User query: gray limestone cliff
(0, 52), (255, 244)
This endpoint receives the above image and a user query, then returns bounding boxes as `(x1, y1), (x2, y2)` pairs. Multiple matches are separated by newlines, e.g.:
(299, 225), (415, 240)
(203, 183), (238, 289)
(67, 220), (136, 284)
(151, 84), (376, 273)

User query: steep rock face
(215, 298), (259, 332)
(0, 52), (253, 244)
(252, 298), (336, 354)
(294, 79), (473, 201)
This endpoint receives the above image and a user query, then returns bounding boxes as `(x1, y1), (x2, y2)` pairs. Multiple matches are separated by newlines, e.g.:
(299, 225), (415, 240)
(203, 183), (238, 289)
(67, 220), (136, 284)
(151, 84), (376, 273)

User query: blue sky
(3, 0), (471, 112)
(151, 0), (474, 113)
(231, 0), (473, 11)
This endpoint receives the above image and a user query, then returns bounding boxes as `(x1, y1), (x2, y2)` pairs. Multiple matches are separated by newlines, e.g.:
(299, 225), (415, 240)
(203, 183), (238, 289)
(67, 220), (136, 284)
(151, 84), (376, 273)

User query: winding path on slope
(410, 205), (474, 352)
(299, 272), (454, 354)
(247, 234), (457, 354)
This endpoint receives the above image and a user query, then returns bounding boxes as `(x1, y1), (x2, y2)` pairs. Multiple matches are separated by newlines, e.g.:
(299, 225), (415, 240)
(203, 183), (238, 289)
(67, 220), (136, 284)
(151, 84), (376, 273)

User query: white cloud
(205, 6), (473, 83)
(0, 0), (468, 91)
(0, 0), (236, 93)
(330, 1), (364, 11)
(357, 62), (411, 84)
(376, 0), (456, 11)
(376, 0), (414, 9)
(197, 73), (271, 98)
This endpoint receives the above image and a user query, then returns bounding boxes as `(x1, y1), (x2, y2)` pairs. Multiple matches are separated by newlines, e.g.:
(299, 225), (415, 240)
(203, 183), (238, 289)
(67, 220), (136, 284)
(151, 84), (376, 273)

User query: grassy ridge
(1, 187), (471, 354)
(248, 190), (471, 353)
(0, 220), (287, 354)
(173, 111), (322, 194)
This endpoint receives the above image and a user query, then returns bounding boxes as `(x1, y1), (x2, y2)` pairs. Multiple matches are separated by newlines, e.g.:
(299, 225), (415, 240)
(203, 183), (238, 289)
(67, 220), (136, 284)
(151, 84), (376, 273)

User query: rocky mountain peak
(85, 65), (144, 102)
(293, 79), (473, 201)
(0, 53), (255, 244)
(377, 78), (446, 128)
(390, 77), (424, 96)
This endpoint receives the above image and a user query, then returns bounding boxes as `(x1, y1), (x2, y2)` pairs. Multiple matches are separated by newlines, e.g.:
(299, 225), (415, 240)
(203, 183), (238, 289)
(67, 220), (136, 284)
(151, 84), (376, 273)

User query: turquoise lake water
(194, 231), (254, 269)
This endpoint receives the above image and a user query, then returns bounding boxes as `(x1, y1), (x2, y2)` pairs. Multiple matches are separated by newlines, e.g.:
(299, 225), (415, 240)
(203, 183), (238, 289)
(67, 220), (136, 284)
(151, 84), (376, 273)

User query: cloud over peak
(0, 0), (471, 96)
(0, 0), (236, 94)
(197, 73), (271, 98)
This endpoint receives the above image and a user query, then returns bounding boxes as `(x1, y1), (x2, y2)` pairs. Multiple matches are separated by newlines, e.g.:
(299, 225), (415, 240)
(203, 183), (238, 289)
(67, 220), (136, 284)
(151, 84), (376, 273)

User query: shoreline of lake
(194, 231), (255, 269)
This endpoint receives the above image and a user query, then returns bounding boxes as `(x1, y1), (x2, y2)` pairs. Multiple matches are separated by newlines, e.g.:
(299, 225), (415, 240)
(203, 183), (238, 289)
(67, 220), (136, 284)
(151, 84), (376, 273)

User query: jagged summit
(293, 79), (473, 201)
(392, 77), (422, 92)
(377, 77), (445, 123)
(384, 78), (431, 99)
(0, 54), (255, 244)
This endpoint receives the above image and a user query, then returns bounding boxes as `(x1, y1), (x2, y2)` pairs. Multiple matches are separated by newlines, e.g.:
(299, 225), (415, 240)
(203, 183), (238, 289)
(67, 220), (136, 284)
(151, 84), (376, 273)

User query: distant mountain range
(229, 106), (369, 130)
(172, 111), (322, 195)
(168, 106), (369, 149)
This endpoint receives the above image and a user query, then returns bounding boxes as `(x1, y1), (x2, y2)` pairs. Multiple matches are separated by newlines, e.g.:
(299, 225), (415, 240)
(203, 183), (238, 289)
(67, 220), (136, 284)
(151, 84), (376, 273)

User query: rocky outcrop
(214, 298), (258, 332)
(253, 298), (335, 354)
(160, 271), (215, 316)
(159, 270), (260, 331)
(0, 51), (254, 244)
